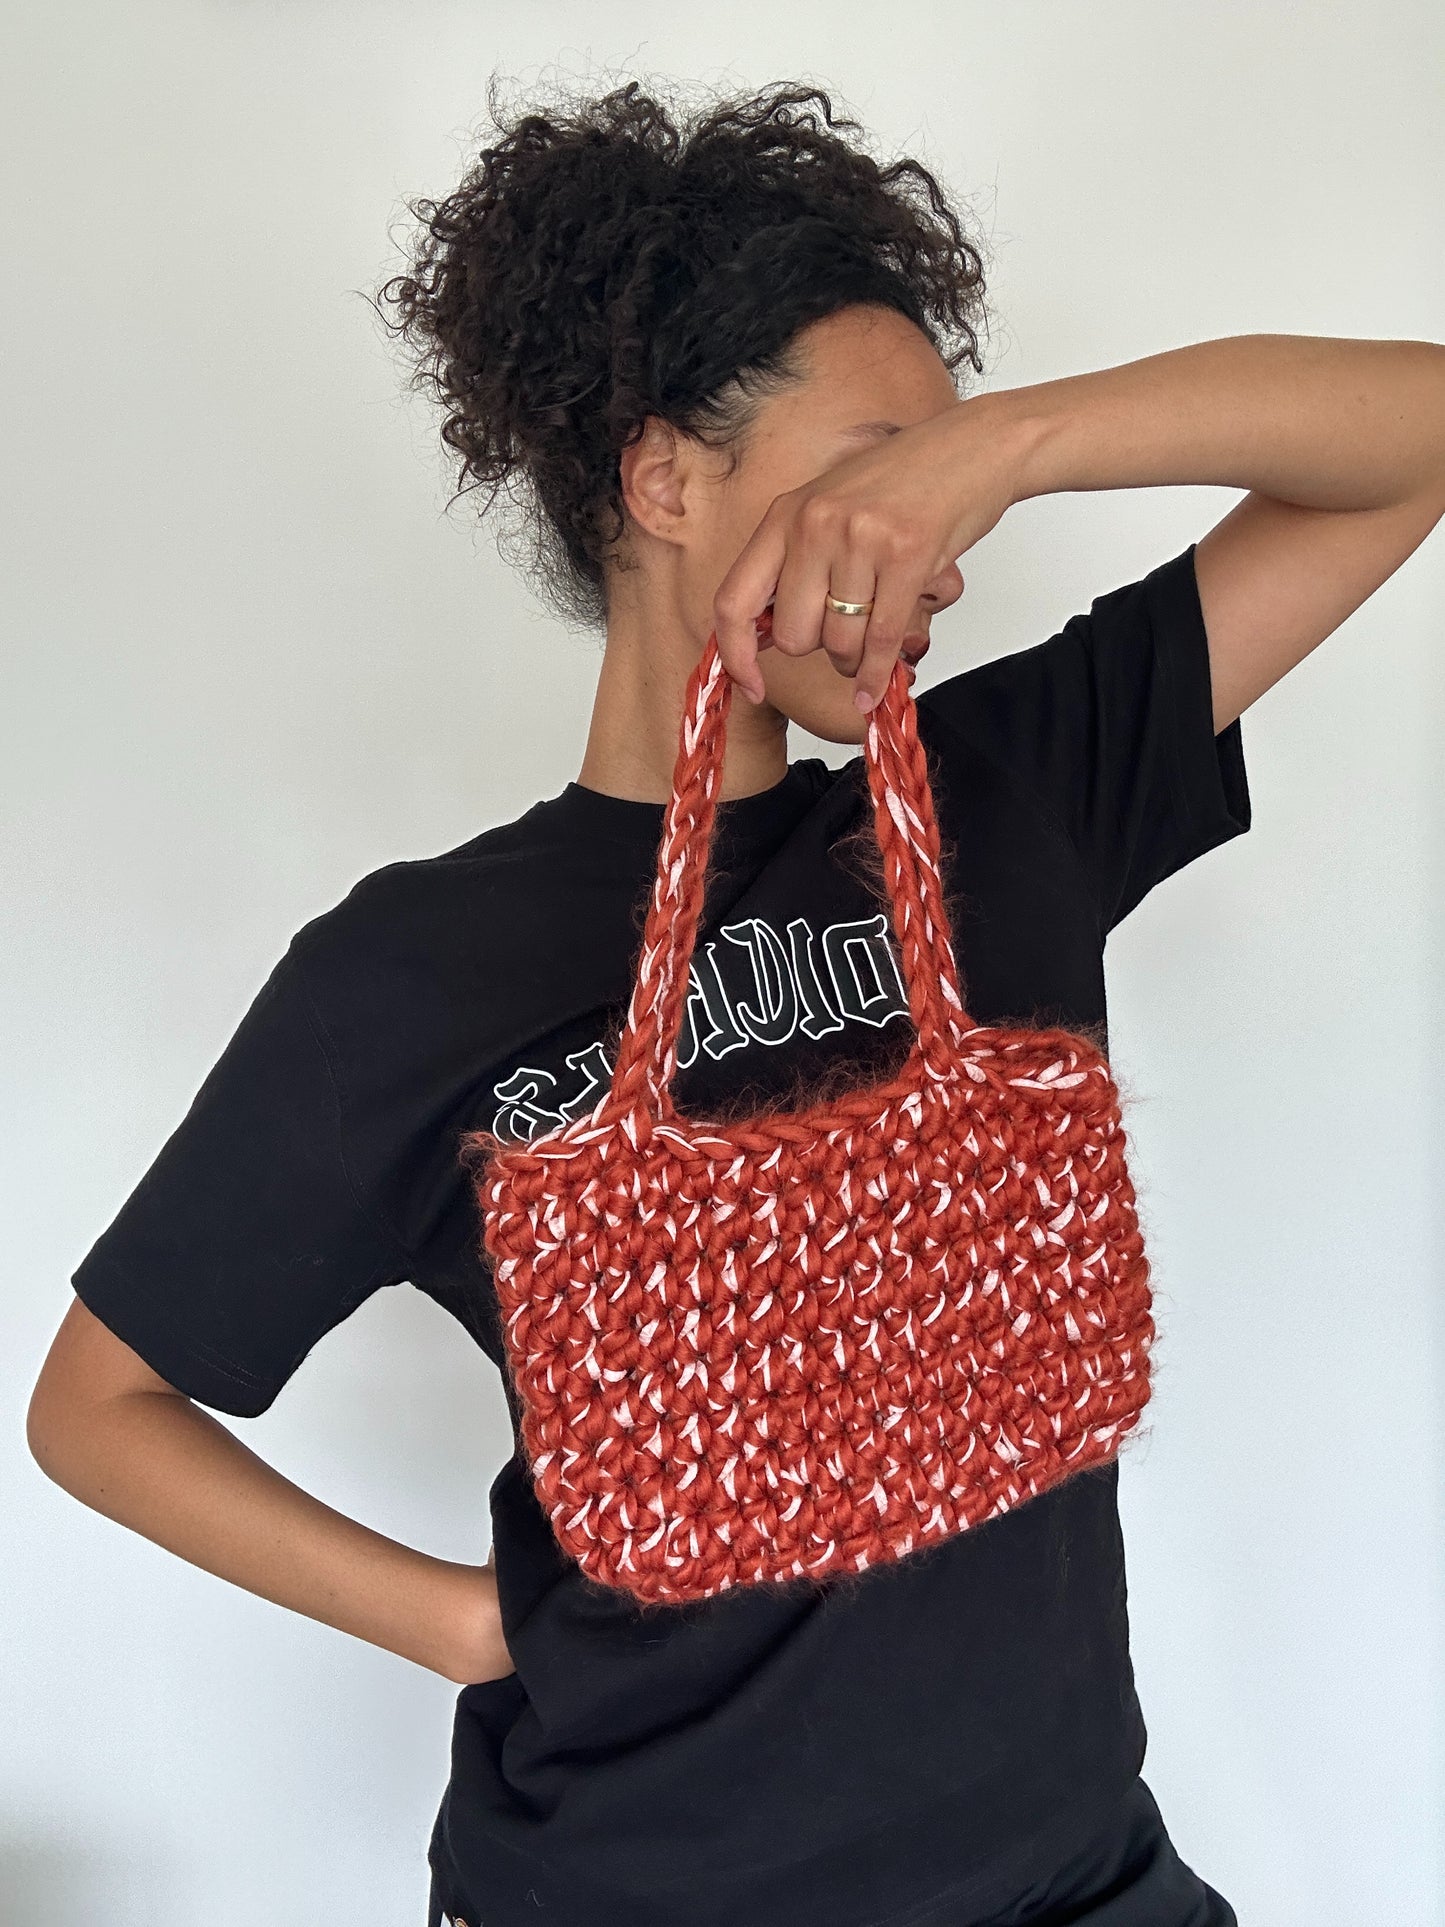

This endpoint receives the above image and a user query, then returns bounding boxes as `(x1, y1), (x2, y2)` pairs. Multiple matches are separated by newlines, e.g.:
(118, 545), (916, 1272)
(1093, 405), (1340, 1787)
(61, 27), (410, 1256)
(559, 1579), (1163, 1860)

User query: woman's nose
(921, 561), (965, 615)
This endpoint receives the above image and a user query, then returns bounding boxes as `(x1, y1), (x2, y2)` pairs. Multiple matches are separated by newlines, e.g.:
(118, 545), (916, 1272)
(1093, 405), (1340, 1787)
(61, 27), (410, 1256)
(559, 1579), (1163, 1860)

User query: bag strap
(604, 625), (972, 1132)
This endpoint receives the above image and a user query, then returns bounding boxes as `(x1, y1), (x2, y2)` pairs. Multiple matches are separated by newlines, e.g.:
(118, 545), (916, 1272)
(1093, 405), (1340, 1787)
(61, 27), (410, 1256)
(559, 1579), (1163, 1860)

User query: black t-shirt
(71, 543), (1251, 1927)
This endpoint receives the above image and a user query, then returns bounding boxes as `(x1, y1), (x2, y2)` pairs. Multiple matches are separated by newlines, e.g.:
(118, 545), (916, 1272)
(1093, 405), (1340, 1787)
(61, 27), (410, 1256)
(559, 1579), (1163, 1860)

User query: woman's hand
(439, 1545), (517, 1688)
(712, 393), (1035, 712)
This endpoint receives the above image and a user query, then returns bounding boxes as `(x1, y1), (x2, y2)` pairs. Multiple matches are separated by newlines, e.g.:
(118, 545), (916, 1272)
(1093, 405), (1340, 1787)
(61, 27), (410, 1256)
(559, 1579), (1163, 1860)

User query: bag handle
(604, 621), (973, 1132)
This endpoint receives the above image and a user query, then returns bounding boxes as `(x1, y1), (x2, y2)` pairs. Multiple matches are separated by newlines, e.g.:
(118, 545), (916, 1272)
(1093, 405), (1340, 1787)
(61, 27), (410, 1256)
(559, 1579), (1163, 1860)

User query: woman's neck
(576, 590), (790, 805)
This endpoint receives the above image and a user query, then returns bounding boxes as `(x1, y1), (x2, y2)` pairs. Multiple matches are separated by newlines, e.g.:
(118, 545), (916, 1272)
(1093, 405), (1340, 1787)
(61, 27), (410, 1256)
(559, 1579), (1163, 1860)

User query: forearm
(984, 333), (1445, 513)
(35, 1387), (509, 1686)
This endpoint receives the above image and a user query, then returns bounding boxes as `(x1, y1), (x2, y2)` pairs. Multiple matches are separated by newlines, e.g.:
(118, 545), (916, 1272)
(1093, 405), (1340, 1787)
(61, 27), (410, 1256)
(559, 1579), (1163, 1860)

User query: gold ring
(824, 593), (875, 618)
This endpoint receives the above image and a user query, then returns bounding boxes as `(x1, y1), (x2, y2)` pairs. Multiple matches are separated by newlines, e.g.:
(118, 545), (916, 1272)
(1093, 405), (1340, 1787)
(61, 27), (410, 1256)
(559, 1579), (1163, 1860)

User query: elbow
(25, 1345), (103, 1496)
(27, 1291), (187, 1495)
(26, 1368), (81, 1491)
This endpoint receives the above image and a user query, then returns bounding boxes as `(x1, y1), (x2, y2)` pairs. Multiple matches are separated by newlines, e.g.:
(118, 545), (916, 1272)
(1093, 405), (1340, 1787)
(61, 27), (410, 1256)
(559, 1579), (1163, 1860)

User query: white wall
(3, 4), (1440, 1923)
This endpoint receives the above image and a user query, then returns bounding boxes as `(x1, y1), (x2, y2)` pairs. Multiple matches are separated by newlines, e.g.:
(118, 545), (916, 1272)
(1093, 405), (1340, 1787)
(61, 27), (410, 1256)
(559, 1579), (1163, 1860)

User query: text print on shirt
(489, 910), (907, 1144)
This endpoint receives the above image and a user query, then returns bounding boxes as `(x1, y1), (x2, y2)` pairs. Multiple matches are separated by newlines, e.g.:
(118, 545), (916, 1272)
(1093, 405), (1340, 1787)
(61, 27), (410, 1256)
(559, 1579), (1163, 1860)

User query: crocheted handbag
(463, 627), (1155, 1606)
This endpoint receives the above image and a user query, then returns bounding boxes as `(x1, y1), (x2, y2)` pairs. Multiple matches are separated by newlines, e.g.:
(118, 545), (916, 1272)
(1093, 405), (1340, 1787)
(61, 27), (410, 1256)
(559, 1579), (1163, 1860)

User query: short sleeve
(69, 937), (409, 1417)
(922, 542), (1252, 934)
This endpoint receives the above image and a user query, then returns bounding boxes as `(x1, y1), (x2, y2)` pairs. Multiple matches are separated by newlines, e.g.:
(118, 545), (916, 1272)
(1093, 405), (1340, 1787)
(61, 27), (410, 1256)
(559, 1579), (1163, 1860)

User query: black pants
(425, 1776), (1237, 1927)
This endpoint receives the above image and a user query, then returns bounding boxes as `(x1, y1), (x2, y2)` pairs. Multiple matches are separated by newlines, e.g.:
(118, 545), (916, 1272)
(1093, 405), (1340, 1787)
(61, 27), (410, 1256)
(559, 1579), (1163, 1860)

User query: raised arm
(1001, 333), (1445, 732)
(711, 332), (1445, 720)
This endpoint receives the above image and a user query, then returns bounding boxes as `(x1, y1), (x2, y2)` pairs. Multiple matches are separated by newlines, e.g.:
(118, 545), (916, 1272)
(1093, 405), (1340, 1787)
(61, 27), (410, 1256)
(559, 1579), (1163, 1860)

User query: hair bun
(377, 78), (989, 629)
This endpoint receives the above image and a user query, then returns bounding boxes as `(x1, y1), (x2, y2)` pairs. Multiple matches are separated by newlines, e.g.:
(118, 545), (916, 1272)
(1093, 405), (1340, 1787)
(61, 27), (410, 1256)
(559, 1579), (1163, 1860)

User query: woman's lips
(900, 635), (930, 667)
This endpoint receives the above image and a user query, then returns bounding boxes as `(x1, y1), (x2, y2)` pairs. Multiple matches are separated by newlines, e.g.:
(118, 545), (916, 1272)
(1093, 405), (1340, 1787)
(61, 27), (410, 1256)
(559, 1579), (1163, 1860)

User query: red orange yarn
(463, 627), (1154, 1605)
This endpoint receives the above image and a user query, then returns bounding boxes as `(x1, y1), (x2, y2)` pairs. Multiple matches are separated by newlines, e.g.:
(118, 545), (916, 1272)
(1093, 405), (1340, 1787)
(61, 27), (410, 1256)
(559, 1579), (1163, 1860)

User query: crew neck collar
(549, 758), (828, 848)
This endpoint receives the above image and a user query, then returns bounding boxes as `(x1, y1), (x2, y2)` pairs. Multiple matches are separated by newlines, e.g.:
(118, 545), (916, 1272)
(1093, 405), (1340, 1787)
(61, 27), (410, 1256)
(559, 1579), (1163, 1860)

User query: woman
(26, 77), (1443, 1927)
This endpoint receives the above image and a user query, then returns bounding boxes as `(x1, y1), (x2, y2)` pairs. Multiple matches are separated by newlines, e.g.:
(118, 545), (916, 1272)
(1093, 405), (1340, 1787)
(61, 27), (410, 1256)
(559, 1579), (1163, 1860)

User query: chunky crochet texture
(464, 628), (1154, 1604)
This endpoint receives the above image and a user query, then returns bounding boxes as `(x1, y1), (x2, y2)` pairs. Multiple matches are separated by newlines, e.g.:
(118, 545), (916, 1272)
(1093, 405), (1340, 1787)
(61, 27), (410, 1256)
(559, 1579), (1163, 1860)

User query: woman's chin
(776, 664), (917, 749)
(759, 655), (847, 745)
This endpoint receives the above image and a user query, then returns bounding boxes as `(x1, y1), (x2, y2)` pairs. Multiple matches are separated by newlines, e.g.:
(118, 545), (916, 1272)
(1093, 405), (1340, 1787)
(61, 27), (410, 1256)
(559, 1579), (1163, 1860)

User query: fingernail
(854, 688), (875, 714)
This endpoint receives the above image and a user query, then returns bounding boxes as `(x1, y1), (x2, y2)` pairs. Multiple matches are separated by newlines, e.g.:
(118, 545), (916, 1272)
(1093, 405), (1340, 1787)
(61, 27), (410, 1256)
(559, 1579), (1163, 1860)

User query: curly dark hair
(375, 75), (992, 630)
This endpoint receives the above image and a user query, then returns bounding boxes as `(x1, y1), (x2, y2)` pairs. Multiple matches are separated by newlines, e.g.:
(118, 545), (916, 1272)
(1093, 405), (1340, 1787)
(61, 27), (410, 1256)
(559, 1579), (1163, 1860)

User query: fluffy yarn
(463, 629), (1154, 1605)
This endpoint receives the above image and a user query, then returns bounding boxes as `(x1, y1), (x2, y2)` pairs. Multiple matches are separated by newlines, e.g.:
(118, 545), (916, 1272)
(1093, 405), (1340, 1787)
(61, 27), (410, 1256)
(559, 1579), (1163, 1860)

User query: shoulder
(913, 544), (1204, 766)
(289, 796), (576, 980)
(272, 791), (637, 1089)
(914, 545), (1249, 934)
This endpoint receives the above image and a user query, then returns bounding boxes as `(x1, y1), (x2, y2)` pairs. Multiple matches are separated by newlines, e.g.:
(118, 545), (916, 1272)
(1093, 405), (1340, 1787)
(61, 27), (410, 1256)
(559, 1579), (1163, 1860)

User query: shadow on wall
(0, 1828), (170, 1926)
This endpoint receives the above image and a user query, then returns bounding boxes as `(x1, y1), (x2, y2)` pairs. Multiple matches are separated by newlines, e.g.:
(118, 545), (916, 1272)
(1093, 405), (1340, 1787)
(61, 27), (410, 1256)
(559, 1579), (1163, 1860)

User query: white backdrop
(3, 5), (1441, 1924)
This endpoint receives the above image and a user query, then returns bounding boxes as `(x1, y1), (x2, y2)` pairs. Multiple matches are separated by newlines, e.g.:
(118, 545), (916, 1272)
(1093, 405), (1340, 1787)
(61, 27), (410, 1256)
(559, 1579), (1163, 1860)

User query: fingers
(767, 498), (878, 684)
(713, 486), (946, 709)
(817, 574), (882, 681)
(768, 514), (838, 667)
(712, 501), (790, 704)
(851, 567), (930, 713)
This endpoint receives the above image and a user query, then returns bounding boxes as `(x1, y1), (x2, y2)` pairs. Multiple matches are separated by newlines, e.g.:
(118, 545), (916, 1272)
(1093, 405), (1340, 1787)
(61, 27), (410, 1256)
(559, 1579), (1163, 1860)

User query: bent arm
(27, 1293), (512, 1688)
(996, 333), (1445, 730)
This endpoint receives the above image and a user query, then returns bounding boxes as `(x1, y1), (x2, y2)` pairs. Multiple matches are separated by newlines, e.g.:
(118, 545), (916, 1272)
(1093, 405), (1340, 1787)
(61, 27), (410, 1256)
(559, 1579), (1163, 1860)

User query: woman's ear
(618, 416), (690, 545)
